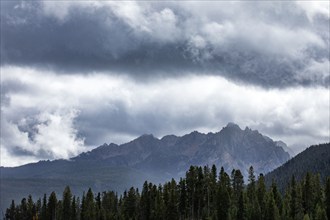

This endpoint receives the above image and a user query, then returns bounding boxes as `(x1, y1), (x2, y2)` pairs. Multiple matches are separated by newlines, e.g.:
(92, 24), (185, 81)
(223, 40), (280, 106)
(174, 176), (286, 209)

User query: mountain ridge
(69, 122), (290, 178)
(1, 122), (291, 211)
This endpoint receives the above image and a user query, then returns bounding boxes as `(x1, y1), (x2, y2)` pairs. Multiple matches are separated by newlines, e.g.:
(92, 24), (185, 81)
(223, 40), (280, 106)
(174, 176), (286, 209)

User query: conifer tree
(27, 195), (34, 219)
(71, 196), (78, 220)
(41, 194), (47, 220)
(265, 191), (280, 220)
(271, 180), (283, 215)
(303, 172), (314, 216)
(232, 169), (244, 205)
(81, 188), (96, 220)
(247, 166), (256, 202)
(186, 166), (196, 219)
(48, 192), (57, 220)
(325, 177), (330, 220)
(5, 200), (16, 220)
(179, 178), (188, 219)
(62, 186), (72, 220)
(217, 176), (230, 220)
(237, 191), (247, 220)
(289, 175), (304, 220)
(140, 181), (151, 220)
(124, 187), (137, 219)
(257, 174), (267, 219)
(315, 205), (328, 220)
(154, 184), (165, 219)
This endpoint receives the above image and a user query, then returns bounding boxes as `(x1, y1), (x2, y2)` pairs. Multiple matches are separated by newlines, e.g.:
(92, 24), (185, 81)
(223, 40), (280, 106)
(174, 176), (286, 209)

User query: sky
(1, 1), (329, 167)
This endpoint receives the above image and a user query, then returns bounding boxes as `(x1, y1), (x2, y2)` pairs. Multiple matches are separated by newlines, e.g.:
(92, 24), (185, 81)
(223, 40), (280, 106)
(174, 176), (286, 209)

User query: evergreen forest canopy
(4, 164), (330, 220)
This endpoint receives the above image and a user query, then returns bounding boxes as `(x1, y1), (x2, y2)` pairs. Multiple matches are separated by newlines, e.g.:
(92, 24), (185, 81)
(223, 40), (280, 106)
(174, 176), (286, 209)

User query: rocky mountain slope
(73, 122), (290, 177)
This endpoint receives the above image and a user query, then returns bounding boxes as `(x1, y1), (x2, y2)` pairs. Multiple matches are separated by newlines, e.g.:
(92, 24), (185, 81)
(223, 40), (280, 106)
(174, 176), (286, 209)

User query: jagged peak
(244, 126), (252, 131)
(226, 122), (239, 127)
(224, 122), (241, 130)
(161, 134), (178, 140)
(134, 134), (159, 142)
(189, 130), (203, 135)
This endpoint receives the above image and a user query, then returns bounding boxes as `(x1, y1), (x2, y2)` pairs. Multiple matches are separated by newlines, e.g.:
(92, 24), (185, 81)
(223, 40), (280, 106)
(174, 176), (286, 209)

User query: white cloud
(0, 109), (86, 167)
(296, 1), (330, 22)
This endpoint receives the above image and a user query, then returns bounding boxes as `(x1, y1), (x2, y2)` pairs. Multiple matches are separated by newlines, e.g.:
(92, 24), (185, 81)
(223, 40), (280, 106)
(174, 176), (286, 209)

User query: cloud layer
(1, 66), (329, 166)
(2, 1), (329, 87)
(1, 1), (329, 166)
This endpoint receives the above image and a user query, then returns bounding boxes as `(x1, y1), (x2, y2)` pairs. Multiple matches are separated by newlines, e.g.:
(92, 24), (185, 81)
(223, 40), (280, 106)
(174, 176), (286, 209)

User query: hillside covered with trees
(4, 165), (330, 220)
(265, 143), (330, 191)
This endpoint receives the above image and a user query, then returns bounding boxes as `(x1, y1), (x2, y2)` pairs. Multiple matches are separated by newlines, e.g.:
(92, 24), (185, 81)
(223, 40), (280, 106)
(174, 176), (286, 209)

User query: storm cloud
(1, 1), (329, 166)
(1, 1), (329, 87)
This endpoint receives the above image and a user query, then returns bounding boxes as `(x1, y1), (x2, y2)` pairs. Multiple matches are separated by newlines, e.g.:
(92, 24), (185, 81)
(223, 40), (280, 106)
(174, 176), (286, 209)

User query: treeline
(4, 165), (330, 220)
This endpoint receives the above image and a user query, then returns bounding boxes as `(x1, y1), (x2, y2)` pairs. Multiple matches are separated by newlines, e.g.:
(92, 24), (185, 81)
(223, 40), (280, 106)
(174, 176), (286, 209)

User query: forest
(4, 165), (330, 220)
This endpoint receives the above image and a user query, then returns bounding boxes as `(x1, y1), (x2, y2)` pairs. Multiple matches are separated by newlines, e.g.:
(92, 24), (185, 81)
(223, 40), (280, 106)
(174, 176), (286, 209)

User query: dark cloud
(1, 1), (329, 87)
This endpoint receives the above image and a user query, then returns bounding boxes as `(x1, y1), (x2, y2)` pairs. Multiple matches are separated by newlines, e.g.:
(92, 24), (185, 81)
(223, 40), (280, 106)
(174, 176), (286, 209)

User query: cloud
(1, 66), (329, 166)
(296, 1), (330, 22)
(1, 109), (85, 166)
(1, 1), (329, 87)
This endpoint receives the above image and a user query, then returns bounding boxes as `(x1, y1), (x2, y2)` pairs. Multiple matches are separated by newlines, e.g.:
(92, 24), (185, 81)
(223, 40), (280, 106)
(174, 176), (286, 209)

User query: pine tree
(71, 196), (78, 220)
(84, 188), (96, 220)
(271, 180), (283, 216)
(257, 174), (266, 219)
(325, 177), (330, 220)
(124, 187), (137, 219)
(210, 164), (217, 218)
(265, 191), (280, 220)
(232, 169), (244, 205)
(237, 191), (247, 220)
(289, 175), (304, 220)
(27, 195), (34, 219)
(165, 179), (179, 220)
(41, 194), (47, 220)
(140, 181), (151, 220)
(48, 192), (58, 220)
(154, 184), (165, 219)
(303, 172), (314, 216)
(186, 166), (196, 219)
(62, 186), (72, 220)
(217, 179), (230, 220)
(5, 200), (16, 220)
(315, 205), (328, 220)
(178, 178), (188, 219)
(247, 166), (260, 220)
(80, 192), (86, 220)
(247, 166), (256, 201)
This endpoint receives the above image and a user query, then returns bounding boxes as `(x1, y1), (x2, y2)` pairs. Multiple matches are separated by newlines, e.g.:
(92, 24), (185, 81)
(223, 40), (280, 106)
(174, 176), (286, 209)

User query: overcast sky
(1, 1), (329, 167)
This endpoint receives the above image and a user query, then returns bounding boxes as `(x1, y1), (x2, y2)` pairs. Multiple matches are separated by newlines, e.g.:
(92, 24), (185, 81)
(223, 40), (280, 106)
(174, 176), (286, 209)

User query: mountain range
(73, 123), (290, 177)
(1, 123), (290, 211)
